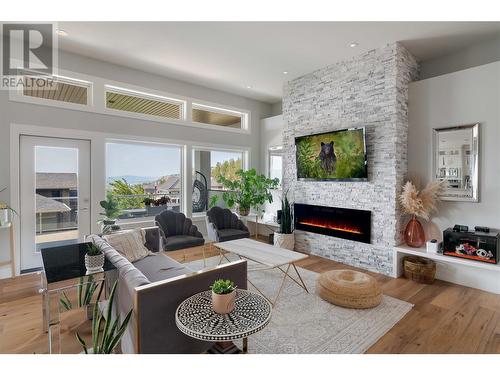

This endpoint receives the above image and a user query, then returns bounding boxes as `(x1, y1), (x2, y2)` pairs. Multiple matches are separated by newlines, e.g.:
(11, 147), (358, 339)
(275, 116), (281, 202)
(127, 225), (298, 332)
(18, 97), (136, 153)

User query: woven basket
(403, 256), (436, 284)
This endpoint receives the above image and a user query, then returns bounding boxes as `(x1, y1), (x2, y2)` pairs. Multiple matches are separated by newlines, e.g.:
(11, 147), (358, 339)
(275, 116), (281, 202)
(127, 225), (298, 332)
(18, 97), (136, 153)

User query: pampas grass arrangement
(400, 180), (447, 220)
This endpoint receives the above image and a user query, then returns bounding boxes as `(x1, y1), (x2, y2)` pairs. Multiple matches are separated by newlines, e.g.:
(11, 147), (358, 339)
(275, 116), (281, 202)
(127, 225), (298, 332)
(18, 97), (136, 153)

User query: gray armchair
(155, 210), (205, 251)
(206, 206), (250, 243)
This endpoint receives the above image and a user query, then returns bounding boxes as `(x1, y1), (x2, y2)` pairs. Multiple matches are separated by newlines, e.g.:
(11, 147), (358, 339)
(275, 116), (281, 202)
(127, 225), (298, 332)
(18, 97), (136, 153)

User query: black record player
(443, 226), (499, 264)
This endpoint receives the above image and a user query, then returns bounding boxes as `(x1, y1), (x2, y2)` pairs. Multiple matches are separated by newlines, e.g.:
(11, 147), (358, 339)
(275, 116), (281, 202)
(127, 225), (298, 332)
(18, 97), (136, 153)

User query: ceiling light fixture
(283, 71), (288, 75)
(349, 42), (358, 48)
(246, 85), (253, 89)
(56, 29), (68, 37)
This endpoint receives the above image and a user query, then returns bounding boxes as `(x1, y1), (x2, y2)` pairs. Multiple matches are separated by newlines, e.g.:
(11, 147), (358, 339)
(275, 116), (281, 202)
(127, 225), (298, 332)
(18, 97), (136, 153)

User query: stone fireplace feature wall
(282, 43), (418, 275)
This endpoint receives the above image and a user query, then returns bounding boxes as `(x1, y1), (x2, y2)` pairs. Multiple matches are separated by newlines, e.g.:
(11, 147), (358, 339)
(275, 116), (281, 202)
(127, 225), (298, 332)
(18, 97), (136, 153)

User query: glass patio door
(19, 136), (91, 272)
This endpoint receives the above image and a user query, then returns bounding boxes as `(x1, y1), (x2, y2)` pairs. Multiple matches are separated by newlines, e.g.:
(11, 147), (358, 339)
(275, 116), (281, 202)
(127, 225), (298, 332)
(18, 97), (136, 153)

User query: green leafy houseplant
(274, 190), (295, 250)
(60, 274), (105, 320)
(210, 279), (236, 295)
(76, 280), (132, 354)
(211, 168), (279, 215)
(86, 243), (102, 256)
(278, 190), (293, 235)
(210, 279), (237, 314)
(99, 193), (122, 234)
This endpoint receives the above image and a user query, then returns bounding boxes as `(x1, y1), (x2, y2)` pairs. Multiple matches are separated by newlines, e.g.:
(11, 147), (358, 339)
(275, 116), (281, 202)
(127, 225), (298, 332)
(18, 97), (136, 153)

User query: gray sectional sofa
(88, 227), (247, 354)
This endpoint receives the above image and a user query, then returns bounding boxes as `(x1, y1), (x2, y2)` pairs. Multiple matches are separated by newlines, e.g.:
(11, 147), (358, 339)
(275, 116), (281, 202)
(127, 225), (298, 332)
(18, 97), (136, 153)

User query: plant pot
(274, 232), (295, 250)
(0, 209), (10, 226)
(212, 290), (236, 314)
(85, 253), (105, 273)
(238, 206), (250, 216)
(404, 216), (425, 248)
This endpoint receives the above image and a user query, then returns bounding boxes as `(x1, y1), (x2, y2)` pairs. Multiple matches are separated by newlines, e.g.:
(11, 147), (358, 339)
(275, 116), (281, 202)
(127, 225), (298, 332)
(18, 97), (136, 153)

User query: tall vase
(404, 216), (425, 248)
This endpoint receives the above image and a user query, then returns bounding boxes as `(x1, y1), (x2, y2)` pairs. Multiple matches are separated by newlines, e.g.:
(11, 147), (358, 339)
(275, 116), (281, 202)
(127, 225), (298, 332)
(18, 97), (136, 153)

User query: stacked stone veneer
(282, 43), (418, 276)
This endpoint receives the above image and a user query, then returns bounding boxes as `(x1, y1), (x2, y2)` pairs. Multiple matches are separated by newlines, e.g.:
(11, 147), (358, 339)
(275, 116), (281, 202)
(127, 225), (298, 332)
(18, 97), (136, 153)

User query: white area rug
(186, 256), (413, 354)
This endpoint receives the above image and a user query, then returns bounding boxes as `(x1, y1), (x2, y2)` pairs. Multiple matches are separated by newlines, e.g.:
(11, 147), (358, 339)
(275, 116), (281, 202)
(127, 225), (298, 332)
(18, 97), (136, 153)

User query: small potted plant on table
(274, 191), (295, 250)
(84, 243), (105, 274)
(211, 279), (237, 314)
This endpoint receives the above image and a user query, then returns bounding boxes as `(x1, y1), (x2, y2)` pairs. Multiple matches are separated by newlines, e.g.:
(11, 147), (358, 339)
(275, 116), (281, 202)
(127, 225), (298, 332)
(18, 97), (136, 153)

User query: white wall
(408, 61), (500, 239)
(0, 49), (273, 277)
(260, 115), (283, 218)
(420, 35), (500, 79)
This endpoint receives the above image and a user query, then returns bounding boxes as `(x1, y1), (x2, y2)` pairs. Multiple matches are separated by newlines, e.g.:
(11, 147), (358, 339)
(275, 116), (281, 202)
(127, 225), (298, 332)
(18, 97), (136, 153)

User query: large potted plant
(274, 191), (295, 250)
(99, 193), (122, 234)
(213, 168), (279, 216)
(76, 280), (132, 354)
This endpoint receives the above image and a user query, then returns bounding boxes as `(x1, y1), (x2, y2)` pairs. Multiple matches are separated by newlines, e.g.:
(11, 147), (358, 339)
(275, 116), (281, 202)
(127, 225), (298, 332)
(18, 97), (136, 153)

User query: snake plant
(279, 190), (293, 234)
(60, 275), (104, 311)
(76, 280), (132, 354)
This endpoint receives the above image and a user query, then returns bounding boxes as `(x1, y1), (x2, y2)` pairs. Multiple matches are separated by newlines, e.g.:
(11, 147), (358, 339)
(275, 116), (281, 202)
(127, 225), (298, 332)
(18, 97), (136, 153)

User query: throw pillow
(103, 228), (151, 263)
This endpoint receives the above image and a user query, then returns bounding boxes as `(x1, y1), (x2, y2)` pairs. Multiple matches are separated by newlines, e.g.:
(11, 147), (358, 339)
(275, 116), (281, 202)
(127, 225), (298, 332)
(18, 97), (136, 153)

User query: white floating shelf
(394, 244), (500, 273)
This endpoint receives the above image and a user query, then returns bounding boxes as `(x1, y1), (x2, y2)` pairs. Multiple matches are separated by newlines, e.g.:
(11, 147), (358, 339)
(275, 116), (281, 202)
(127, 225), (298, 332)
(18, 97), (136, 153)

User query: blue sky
(35, 144), (242, 178)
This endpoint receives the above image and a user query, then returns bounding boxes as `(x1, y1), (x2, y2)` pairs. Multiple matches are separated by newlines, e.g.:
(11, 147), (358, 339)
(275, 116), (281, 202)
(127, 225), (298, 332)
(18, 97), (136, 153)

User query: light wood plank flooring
(1, 243), (499, 354)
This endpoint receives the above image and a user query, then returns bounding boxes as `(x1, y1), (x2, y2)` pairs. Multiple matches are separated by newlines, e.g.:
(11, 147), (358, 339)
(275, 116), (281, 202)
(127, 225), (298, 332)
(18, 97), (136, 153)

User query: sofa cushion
(217, 228), (250, 242)
(164, 235), (205, 251)
(103, 229), (151, 262)
(133, 254), (192, 282)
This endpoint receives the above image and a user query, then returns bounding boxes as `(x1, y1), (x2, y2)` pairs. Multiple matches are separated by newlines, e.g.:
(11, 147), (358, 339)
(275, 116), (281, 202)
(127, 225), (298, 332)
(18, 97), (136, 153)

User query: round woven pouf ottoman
(316, 269), (382, 309)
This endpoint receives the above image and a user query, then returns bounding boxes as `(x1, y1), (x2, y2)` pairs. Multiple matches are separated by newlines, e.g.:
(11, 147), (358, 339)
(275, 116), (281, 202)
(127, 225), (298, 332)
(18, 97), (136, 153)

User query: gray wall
(282, 43), (418, 276)
(408, 61), (500, 239)
(0, 49), (272, 276)
(420, 34), (500, 79)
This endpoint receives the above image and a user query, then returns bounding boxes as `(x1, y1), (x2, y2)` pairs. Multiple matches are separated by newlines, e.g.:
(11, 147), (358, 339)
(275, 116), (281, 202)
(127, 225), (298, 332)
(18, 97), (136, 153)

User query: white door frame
(10, 123), (104, 276)
(19, 135), (91, 271)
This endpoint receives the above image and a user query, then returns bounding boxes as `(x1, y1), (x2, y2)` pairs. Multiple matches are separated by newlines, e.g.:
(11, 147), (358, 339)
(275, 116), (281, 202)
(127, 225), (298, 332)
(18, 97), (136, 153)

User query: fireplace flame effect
(298, 219), (363, 235)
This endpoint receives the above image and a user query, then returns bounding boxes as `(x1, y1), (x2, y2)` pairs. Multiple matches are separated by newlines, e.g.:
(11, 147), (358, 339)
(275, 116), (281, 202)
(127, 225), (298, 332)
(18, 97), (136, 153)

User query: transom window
(22, 75), (90, 105)
(105, 86), (185, 120)
(192, 103), (248, 130)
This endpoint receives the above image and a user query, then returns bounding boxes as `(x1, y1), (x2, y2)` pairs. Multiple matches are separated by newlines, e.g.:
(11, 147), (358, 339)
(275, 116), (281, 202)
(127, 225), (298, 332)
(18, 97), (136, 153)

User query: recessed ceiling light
(56, 29), (68, 37)
(349, 42), (358, 48)
(246, 85), (253, 89)
(283, 71), (289, 75)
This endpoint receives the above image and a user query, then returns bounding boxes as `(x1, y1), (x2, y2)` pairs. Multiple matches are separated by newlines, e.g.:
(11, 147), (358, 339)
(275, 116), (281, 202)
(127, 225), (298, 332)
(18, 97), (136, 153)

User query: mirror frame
(432, 123), (480, 202)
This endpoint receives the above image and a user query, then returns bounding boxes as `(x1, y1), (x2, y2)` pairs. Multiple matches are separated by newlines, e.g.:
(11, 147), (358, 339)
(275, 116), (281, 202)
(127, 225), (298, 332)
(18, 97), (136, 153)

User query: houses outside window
(192, 148), (246, 213)
(106, 141), (183, 219)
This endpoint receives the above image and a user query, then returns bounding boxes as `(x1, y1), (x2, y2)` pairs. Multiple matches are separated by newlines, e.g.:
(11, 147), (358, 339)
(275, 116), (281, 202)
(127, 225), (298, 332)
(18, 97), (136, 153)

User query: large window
(106, 142), (182, 219)
(192, 149), (245, 213)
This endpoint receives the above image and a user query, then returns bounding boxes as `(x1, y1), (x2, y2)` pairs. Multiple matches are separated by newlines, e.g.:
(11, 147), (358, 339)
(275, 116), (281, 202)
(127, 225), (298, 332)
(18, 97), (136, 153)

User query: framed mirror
(433, 123), (479, 202)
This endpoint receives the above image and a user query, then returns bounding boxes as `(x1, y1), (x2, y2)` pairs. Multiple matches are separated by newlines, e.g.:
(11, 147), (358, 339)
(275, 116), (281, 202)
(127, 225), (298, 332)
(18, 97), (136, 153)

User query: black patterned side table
(175, 289), (272, 353)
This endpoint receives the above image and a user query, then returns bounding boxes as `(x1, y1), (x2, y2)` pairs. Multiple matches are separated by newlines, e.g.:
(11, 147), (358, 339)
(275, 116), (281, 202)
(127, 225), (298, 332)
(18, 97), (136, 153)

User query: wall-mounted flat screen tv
(295, 127), (367, 181)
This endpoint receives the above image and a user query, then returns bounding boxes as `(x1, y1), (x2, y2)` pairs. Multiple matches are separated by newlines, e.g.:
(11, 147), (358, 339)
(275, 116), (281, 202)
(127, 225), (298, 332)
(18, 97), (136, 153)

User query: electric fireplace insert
(294, 203), (371, 244)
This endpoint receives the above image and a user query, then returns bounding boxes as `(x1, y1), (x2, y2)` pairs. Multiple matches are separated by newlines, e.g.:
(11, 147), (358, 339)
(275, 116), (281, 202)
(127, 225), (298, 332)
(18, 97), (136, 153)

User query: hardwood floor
(1, 243), (499, 354)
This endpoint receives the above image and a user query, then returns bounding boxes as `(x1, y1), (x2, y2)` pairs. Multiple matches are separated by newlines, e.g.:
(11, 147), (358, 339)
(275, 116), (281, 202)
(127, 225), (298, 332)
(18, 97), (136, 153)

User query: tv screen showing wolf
(295, 128), (367, 180)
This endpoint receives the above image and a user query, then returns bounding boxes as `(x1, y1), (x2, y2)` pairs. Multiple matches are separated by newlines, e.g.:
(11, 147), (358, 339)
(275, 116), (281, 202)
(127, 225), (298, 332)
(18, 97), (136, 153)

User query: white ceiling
(56, 22), (500, 103)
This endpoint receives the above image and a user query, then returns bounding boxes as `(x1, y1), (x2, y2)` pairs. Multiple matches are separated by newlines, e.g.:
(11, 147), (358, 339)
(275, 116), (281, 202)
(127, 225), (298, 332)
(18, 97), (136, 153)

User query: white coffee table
(213, 238), (309, 306)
